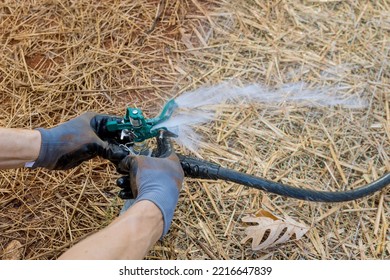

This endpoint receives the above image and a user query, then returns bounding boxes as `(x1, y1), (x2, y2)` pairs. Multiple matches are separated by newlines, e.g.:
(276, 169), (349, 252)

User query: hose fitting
(178, 155), (221, 180)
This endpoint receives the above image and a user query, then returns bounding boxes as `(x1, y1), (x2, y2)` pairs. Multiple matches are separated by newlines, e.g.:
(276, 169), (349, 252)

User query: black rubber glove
(117, 132), (184, 237)
(32, 112), (128, 170)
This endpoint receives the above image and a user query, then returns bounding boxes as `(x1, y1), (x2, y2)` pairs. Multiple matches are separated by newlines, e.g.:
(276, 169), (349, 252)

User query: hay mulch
(0, 0), (389, 260)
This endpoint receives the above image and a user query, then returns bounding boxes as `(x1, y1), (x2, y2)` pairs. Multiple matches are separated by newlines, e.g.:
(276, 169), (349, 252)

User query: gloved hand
(117, 132), (184, 237)
(32, 112), (128, 170)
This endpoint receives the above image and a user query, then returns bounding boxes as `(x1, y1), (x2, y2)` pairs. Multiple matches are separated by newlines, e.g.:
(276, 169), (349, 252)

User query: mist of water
(153, 81), (368, 152)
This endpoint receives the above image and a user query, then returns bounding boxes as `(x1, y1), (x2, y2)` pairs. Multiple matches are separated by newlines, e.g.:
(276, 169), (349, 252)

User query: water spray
(107, 93), (389, 203)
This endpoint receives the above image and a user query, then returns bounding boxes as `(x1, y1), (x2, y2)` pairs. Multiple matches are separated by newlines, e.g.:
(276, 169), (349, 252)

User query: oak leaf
(241, 209), (309, 250)
(1, 240), (23, 260)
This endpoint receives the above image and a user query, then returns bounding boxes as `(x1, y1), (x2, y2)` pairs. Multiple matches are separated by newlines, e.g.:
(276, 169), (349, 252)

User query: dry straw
(0, 0), (389, 259)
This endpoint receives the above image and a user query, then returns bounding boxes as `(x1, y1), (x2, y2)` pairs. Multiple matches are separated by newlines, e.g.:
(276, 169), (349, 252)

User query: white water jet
(154, 81), (368, 152)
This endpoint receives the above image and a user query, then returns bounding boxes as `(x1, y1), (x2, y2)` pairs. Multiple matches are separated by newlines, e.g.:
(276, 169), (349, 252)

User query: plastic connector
(178, 154), (221, 180)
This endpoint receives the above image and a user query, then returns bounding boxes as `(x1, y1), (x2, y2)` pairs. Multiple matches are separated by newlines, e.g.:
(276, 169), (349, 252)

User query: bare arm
(58, 200), (163, 260)
(0, 128), (41, 169)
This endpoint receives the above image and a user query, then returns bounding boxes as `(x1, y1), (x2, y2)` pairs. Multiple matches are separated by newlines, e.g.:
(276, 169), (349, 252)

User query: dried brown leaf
(241, 210), (309, 251)
(2, 240), (23, 260)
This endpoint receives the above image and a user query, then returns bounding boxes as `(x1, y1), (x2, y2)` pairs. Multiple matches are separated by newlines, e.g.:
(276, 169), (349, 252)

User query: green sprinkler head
(106, 99), (177, 143)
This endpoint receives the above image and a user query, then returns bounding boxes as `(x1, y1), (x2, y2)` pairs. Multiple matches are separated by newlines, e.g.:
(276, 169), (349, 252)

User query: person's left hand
(116, 131), (184, 238)
(32, 112), (129, 170)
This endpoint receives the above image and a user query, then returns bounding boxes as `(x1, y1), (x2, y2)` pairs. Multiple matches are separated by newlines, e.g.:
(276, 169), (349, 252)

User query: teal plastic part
(106, 99), (177, 142)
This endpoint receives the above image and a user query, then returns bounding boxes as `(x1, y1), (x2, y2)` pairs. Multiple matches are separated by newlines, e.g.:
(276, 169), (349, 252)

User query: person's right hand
(117, 132), (184, 238)
(32, 112), (128, 170)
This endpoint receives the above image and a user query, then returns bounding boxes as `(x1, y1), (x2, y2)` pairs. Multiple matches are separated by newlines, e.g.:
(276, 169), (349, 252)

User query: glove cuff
(135, 186), (180, 238)
(32, 128), (53, 169)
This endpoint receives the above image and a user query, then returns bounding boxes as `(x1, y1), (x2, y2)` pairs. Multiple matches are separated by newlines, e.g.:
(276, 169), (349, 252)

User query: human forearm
(59, 200), (164, 260)
(0, 128), (41, 169)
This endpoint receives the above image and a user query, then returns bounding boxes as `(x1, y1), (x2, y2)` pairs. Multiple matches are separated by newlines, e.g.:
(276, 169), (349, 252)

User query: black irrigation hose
(179, 155), (390, 202)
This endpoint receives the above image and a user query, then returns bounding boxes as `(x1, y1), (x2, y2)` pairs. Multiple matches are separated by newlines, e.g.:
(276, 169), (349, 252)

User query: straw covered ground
(0, 0), (389, 260)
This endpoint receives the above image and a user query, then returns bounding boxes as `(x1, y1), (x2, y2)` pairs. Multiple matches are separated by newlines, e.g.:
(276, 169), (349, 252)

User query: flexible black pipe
(179, 155), (390, 202)
(217, 167), (390, 202)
